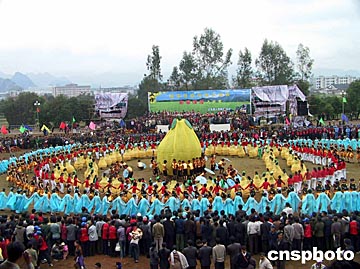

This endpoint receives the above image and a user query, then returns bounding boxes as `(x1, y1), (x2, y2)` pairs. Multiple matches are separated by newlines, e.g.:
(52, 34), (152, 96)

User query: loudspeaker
(297, 101), (308, 116)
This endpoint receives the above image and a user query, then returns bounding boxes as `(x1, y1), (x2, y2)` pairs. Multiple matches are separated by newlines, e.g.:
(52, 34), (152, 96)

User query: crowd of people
(1, 111), (360, 268)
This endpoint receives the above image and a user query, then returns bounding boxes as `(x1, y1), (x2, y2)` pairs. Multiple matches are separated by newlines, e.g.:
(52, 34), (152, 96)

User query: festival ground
(1, 150), (360, 268)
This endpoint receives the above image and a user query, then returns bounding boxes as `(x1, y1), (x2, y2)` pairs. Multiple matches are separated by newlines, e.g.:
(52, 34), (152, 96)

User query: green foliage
(233, 47), (253, 88)
(347, 80), (360, 116)
(256, 39), (295, 85)
(0, 92), (94, 126)
(296, 44), (314, 81)
(192, 28), (232, 89)
(126, 95), (148, 118)
(146, 45), (162, 81)
(178, 51), (198, 90)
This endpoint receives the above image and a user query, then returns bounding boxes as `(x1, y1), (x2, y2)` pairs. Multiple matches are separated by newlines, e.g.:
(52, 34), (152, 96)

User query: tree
(192, 28), (232, 89)
(169, 66), (181, 90)
(179, 51), (198, 90)
(146, 45), (162, 81)
(255, 39), (295, 85)
(296, 44), (314, 81)
(233, 47), (253, 88)
(346, 80), (360, 118)
(295, 43), (314, 95)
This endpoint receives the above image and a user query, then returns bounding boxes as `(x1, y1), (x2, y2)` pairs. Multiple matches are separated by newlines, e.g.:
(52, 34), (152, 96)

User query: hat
(60, 242), (65, 246)
(316, 258), (323, 263)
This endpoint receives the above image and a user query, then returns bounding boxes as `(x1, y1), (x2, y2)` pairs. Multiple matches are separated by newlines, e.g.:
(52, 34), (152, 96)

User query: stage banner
(210, 124), (231, 132)
(148, 89), (250, 113)
(95, 93), (128, 120)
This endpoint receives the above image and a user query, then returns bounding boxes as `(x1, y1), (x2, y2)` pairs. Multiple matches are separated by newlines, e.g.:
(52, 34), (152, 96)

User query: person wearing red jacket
(102, 220), (110, 256)
(79, 223), (89, 257)
(108, 221), (118, 257)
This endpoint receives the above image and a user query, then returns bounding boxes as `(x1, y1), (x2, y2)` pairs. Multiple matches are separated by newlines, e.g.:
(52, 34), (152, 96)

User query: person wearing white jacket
(88, 220), (98, 256)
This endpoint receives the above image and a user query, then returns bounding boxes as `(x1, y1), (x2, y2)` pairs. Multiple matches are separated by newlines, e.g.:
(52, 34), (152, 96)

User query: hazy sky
(0, 0), (359, 86)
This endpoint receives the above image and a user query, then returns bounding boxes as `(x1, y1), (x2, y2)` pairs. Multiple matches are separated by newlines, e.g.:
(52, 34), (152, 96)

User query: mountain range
(0, 71), (72, 92)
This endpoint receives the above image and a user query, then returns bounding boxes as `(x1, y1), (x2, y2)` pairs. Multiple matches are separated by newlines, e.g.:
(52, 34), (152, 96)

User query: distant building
(92, 86), (137, 95)
(53, 84), (91, 97)
(311, 75), (358, 90)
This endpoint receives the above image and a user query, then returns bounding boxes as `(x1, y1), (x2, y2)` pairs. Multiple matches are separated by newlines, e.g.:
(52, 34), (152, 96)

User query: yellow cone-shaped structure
(157, 119), (201, 175)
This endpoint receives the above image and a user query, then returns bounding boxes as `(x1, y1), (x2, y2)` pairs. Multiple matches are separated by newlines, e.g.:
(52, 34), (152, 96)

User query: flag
(19, 125), (27, 133)
(41, 124), (51, 133)
(24, 125), (33, 131)
(72, 116), (76, 123)
(319, 118), (325, 126)
(89, 121), (96, 130)
(341, 113), (349, 123)
(285, 117), (290, 125)
(59, 122), (66, 129)
(1, 125), (8, 135)
(343, 97), (347, 103)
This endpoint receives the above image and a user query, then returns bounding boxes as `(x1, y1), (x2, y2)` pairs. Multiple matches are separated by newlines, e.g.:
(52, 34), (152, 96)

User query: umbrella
(204, 167), (215, 175)
(195, 175), (207, 185)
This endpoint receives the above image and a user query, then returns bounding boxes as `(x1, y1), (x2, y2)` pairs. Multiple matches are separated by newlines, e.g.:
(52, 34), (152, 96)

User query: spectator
(0, 242), (34, 269)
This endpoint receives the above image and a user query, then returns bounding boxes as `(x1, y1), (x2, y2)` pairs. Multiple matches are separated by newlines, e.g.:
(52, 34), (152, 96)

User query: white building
(92, 86), (137, 95)
(312, 75), (359, 90)
(53, 84), (91, 97)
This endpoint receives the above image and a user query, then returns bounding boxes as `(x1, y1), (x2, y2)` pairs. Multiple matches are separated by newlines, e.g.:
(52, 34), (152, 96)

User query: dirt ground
(1, 150), (360, 268)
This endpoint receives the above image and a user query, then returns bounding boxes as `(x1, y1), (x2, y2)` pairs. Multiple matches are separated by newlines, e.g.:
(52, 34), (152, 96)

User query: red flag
(59, 122), (66, 129)
(285, 117), (290, 125)
(1, 125), (8, 135)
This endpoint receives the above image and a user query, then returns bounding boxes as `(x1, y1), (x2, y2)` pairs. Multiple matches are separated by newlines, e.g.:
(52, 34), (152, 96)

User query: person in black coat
(182, 240), (197, 269)
(235, 245), (254, 269)
(198, 240), (212, 269)
(260, 216), (272, 254)
(158, 243), (171, 269)
(149, 242), (159, 269)
(227, 236), (241, 269)
(234, 217), (246, 246)
(163, 216), (175, 250)
(215, 221), (229, 246)
(274, 232), (290, 269)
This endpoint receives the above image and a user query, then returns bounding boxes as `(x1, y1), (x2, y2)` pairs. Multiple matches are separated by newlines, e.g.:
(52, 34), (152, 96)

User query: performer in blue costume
(224, 194), (235, 215)
(137, 197), (150, 216)
(125, 194), (138, 216)
(315, 190), (331, 213)
(165, 194), (179, 213)
(6, 189), (19, 211)
(72, 191), (82, 214)
(191, 196), (201, 213)
(212, 193), (223, 215)
(149, 195), (164, 216)
(89, 192), (102, 215)
(258, 193), (271, 213)
(285, 191), (301, 213)
(0, 189), (7, 210)
(200, 195), (210, 216)
(343, 190), (353, 213)
(181, 195), (191, 210)
(112, 195), (127, 215)
(25, 191), (41, 211)
(60, 190), (74, 215)
(101, 193), (111, 216)
(50, 190), (62, 213)
(301, 190), (317, 216)
(331, 190), (344, 212)
(40, 192), (51, 213)
(15, 191), (28, 213)
(76, 191), (91, 213)
(244, 194), (258, 215)
(271, 190), (286, 215)
(233, 193), (245, 211)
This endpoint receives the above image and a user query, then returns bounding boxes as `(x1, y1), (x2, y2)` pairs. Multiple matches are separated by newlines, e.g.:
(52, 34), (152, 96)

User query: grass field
(149, 101), (249, 113)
